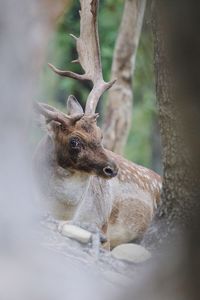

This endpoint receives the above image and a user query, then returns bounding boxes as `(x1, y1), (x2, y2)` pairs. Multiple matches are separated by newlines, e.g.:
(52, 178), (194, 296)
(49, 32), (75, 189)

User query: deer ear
(67, 95), (84, 116)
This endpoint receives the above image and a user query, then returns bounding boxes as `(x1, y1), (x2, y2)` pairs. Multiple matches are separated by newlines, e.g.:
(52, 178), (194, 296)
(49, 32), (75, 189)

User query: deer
(34, 0), (162, 249)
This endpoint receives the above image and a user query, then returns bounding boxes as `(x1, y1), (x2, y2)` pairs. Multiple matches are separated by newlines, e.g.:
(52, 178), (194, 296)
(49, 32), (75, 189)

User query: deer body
(34, 0), (161, 249)
(35, 133), (161, 248)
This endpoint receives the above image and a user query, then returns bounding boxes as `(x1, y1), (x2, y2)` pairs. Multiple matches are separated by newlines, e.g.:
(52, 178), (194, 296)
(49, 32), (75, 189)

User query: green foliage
(39, 1), (157, 168)
(125, 28), (157, 167)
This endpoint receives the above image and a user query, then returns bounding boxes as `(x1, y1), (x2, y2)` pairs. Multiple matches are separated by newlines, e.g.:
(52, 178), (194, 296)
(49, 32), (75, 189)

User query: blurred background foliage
(37, 0), (162, 174)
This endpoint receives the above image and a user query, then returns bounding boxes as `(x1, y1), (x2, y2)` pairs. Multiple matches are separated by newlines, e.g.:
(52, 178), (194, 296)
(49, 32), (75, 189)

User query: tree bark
(126, 2), (200, 298)
(151, 116), (162, 174)
(103, 0), (146, 154)
(143, 0), (200, 249)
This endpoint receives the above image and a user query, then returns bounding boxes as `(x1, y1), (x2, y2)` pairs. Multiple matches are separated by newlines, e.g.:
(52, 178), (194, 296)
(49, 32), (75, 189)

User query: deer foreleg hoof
(58, 221), (107, 249)
(72, 222), (107, 244)
(60, 223), (92, 244)
(88, 228), (109, 259)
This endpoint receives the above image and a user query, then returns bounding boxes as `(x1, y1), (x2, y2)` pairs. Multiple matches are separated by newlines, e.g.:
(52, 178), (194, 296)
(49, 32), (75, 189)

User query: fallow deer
(34, 0), (162, 249)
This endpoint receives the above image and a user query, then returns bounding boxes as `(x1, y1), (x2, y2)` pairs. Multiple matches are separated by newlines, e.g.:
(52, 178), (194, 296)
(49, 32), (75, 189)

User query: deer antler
(34, 102), (83, 124)
(48, 0), (116, 115)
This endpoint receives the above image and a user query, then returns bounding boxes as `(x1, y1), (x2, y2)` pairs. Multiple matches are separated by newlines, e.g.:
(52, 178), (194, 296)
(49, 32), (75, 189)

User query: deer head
(34, 0), (118, 179)
(35, 96), (118, 178)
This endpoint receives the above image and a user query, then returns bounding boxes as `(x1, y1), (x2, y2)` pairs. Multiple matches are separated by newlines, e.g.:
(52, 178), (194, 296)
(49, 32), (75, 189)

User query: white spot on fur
(121, 175), (125, 181)
(123, 162), (130, 168)
(143, 174), (150, 180)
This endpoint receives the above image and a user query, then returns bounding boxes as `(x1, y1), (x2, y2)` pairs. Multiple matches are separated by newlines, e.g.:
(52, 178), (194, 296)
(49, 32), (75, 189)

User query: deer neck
(34, 136), (91, 211)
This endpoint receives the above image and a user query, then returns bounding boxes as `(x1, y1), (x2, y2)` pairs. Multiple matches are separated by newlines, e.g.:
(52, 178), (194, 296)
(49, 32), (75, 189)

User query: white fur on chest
(50, 167), (90, 206)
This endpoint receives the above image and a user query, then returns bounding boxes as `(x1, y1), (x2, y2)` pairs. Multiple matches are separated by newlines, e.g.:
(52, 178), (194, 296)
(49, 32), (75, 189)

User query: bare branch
(71, 59), (79, 64)
(103, 0), (146, 154)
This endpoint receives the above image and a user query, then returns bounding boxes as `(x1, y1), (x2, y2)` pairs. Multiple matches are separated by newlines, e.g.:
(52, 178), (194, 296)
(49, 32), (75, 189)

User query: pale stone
(61, 224), (92, 244)
(111, 243), (151, 263)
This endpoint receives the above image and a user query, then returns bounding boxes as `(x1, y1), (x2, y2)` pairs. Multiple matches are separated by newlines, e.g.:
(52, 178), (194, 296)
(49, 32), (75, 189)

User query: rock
(111, 243), (151, 264)
(61, 224), (92, 244)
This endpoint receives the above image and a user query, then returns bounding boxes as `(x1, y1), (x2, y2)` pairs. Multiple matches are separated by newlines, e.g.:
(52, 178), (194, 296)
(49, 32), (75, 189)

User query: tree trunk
(143, 0), (200, 249)
(103, 0), (146, 154)
(151, 116), (162, 174)
(128, 1), (200, 298)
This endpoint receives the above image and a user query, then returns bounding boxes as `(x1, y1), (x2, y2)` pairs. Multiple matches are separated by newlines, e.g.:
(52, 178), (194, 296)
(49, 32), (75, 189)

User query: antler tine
(33, 102), (69, 125)
(49, 0), (116, 115)
(48, 63), (89, 82)
(33, 102), (83, 124)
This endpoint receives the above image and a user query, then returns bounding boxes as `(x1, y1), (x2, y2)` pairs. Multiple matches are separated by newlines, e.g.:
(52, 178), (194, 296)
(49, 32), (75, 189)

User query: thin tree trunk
(103, 0), (146, 154)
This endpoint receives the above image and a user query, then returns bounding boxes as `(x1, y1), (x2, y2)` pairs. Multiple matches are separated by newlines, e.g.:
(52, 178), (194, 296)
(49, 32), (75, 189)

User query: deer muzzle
(103, 162), (118, 178)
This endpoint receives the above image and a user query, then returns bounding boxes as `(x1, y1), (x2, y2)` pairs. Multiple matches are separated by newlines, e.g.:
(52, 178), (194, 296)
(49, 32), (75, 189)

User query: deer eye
(69, 137), (81, 149)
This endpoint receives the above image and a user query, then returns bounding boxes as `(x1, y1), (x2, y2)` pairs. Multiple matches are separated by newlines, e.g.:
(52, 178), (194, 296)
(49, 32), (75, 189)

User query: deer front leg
(74, 177), (112, 242)
(58, 218), (108, 258)
(58, 220), (107, 244)
(59, 177), (113, 250)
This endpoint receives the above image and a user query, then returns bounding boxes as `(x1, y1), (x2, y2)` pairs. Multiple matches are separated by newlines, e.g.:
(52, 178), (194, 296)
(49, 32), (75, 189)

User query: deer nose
(103, 164), (118, 178)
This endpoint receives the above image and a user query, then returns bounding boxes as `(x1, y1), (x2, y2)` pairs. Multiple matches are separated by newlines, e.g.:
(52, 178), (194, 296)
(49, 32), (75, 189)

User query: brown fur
(108, 198), (153, 248)
(35, 102), (162, 250)
(108, 151), (161, 210)
(109, 203), (120, 225)
(52, 116), (118, 178)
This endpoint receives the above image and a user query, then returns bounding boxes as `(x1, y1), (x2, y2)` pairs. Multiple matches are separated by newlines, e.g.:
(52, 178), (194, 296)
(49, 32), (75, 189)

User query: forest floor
(40, 216), (146, 289)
